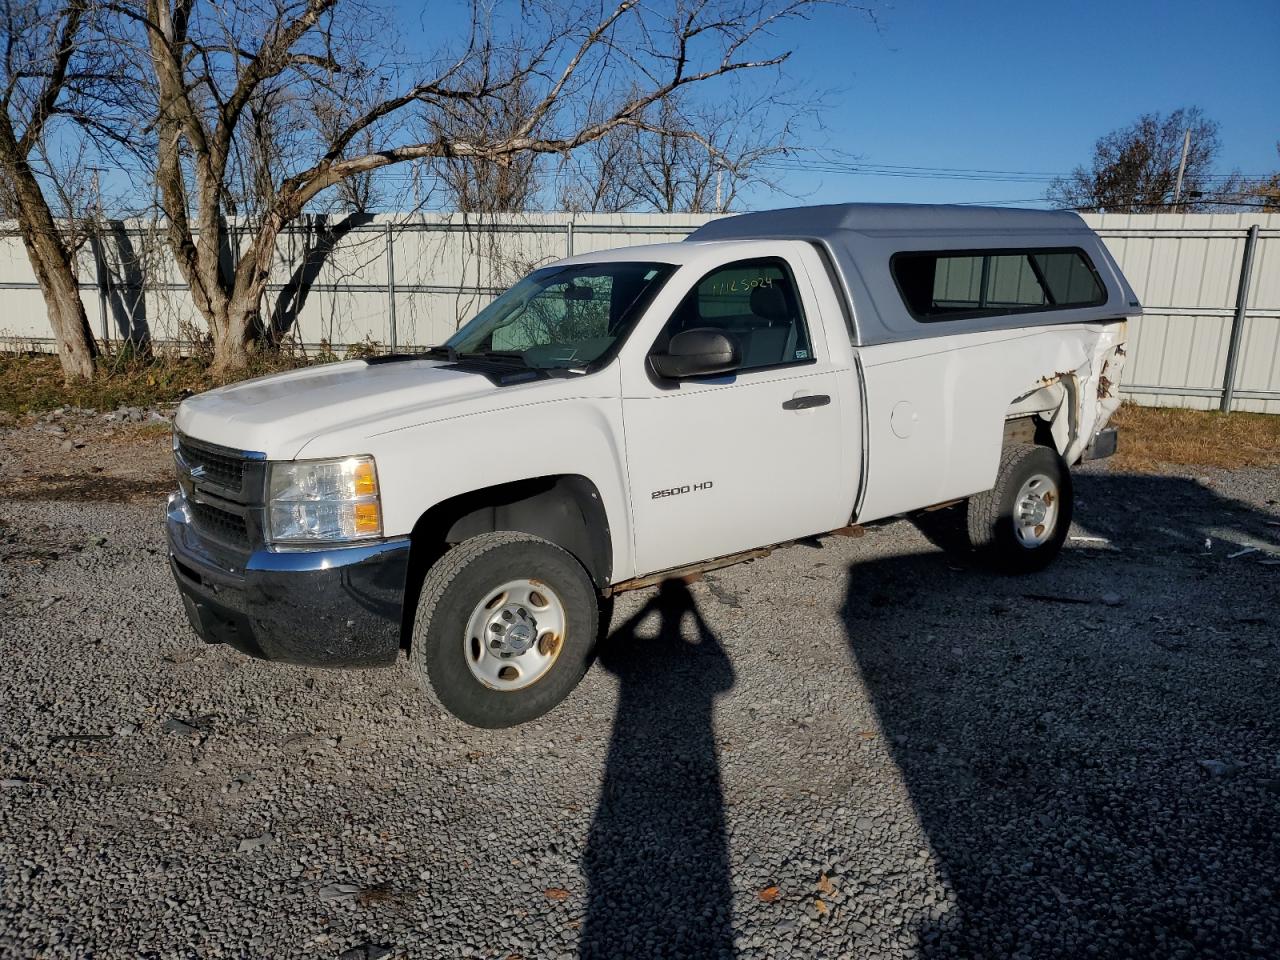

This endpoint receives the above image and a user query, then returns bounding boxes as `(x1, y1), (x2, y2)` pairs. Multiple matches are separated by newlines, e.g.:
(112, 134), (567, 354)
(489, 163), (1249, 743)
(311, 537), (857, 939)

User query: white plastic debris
(318, 883), (362, 902)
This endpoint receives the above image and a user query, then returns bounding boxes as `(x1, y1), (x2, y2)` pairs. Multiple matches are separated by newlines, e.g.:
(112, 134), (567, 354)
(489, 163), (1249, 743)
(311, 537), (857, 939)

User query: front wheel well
(400, 475), (612, 648)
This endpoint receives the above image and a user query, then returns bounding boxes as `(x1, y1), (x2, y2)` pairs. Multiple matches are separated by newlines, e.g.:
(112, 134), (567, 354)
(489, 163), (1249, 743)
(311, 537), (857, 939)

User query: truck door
(621, 252), (854, 576)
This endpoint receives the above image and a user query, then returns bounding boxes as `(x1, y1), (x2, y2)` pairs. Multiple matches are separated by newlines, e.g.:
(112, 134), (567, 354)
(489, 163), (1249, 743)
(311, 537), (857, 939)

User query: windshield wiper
(426, 345), (531, 368)
(424, 344), (459, 362)
(457, 349), (528, 365)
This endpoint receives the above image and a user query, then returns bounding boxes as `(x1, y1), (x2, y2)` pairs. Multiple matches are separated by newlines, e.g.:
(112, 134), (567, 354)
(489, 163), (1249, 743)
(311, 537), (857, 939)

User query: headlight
(267, 456), (382, 545)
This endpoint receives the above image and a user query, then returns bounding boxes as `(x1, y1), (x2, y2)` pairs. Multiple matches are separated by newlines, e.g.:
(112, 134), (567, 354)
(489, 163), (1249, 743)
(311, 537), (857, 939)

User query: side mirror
(649, 328), (742, 380)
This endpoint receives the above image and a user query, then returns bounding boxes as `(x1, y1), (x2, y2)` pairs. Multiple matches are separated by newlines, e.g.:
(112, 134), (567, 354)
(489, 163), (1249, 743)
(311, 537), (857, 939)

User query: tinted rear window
(892, 247), (1106, 321)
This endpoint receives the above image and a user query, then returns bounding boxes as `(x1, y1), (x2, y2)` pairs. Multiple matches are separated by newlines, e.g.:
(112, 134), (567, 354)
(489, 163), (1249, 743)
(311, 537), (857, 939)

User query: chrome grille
(177, 436), (245, 493)
(188, 500), (250, 547)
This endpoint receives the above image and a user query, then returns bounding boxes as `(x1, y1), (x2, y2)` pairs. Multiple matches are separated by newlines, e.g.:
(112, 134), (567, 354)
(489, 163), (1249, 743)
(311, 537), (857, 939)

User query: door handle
(781, 394), (831, 411)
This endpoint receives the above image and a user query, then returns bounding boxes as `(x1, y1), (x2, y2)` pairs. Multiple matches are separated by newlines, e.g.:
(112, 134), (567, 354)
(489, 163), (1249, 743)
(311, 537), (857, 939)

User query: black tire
(967, 443), (1073, 573)
(409, 531), (599, 728)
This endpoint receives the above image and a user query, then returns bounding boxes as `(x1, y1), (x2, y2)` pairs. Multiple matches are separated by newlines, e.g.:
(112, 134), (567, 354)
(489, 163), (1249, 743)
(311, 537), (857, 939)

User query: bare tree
(638, 93), (801, 212)
(0, 0), (122, 380)
(1047, 107), (1241, 213)
(121, 0), (846, 374)
(1243, 144), (1279, 212)
(313, 99), (382, 214)
(435, 68), (539, 214)
(635, 103), (726, 213)
(558, 85), (809, 214)
(556, 121), (644, 213)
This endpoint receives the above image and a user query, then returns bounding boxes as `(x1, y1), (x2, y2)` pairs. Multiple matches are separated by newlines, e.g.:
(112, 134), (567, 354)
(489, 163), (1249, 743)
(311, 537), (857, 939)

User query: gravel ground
(0, 406), (174, 503)
(1, 457), (1278, 959)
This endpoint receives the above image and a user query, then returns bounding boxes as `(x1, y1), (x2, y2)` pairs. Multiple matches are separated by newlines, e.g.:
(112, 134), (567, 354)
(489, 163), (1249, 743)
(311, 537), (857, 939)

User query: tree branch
(18, 0), (87, 154)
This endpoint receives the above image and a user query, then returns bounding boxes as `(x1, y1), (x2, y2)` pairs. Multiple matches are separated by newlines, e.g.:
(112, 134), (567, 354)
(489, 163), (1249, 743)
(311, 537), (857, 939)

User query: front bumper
(166, 492), (410, 668)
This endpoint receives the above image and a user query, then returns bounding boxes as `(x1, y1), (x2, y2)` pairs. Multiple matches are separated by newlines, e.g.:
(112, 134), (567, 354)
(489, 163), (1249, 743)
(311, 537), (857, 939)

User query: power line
(756, 157), (1266, 185)
(768, 155), (1269, 179)
(953, 197), (1278, 211)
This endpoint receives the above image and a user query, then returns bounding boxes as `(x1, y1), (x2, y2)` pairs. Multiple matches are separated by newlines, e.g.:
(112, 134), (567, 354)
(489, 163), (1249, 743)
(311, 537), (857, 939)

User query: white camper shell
(168, 203), (1137, 727)
(687, 203), (1141, 344)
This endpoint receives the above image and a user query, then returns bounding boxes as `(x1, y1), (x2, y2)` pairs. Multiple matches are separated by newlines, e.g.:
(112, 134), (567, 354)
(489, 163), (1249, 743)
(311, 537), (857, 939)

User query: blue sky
(390, 0), (1279, 210)
(82, 0), (1277, 213)
(756, 0), (1280, 207)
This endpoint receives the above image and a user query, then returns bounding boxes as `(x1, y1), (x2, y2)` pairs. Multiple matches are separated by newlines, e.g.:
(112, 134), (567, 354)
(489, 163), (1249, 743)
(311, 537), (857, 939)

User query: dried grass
(0, 347), (352, 415)
(1109, 402), (1280, 471)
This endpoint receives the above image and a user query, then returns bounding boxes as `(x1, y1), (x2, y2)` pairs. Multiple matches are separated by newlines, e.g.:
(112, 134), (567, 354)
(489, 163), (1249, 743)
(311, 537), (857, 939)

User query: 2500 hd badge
(651, 481), (715, 499)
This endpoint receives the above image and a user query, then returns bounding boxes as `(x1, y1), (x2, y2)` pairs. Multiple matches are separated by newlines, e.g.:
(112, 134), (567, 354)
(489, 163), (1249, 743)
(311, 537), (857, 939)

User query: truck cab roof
(687, 201), (1095, 237)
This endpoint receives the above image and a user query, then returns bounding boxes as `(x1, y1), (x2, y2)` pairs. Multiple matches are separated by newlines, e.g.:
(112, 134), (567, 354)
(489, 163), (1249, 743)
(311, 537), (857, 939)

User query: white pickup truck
(168, 204), (1137, 727)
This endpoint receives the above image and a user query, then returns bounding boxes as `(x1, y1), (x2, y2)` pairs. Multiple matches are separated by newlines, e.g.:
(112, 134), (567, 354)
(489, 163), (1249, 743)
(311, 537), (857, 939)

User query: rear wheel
(410, 532), (599, 728)
(967, 443), (1073, 573)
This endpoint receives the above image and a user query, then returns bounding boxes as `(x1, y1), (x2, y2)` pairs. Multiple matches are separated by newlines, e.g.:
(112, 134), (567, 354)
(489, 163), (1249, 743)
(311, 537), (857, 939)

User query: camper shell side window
(891, 246), (1107, 323)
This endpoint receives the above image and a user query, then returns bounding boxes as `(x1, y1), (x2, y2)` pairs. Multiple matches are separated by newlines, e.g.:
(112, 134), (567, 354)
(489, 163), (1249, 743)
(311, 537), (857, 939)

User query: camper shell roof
(685, 203), (1141, 346)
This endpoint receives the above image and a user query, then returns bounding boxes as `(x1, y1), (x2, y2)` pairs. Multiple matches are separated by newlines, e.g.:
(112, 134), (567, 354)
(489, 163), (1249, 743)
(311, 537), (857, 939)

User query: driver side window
(658, 258), (812, 371)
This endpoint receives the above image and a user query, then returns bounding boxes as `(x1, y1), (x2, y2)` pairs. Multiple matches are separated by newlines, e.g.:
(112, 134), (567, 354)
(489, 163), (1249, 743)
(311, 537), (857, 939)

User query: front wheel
(967, 443), (1073, 573)
(410, 532), (599, 728)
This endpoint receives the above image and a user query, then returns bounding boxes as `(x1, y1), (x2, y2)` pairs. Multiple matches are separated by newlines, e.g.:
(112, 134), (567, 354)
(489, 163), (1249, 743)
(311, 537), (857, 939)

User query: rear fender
(856, 321), (1129, 522)
(1017, 320), (1127, 463)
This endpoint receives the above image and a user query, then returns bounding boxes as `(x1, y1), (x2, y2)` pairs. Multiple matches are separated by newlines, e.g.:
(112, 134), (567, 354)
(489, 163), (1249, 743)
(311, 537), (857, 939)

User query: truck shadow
(840, 471), (1280, 956)
(579, 579), (737, 959)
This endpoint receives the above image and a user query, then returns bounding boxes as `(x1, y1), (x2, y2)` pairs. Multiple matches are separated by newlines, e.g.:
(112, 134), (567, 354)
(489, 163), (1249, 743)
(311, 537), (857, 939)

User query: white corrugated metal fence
(1082, 214), (1279, 413)
(1, 211), (1277, 412)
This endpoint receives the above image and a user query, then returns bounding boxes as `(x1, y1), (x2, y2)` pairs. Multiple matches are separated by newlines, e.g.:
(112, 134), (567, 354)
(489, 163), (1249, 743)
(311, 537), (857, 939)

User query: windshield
(446, 261), (675, 369)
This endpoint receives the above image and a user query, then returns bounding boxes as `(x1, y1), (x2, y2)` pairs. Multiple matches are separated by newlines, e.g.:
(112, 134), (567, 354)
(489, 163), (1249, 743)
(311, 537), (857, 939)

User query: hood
(174, 358), (515, 458)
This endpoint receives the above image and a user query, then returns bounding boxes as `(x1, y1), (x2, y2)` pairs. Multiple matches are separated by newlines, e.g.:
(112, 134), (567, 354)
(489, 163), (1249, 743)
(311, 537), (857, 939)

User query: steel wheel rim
(463, 578), (567, 691)
(1013, 472), (1059, 548)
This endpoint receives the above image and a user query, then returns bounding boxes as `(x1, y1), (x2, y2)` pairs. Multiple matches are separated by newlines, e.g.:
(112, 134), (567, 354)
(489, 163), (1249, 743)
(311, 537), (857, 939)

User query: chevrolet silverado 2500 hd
(167, 204), (1137, 727)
